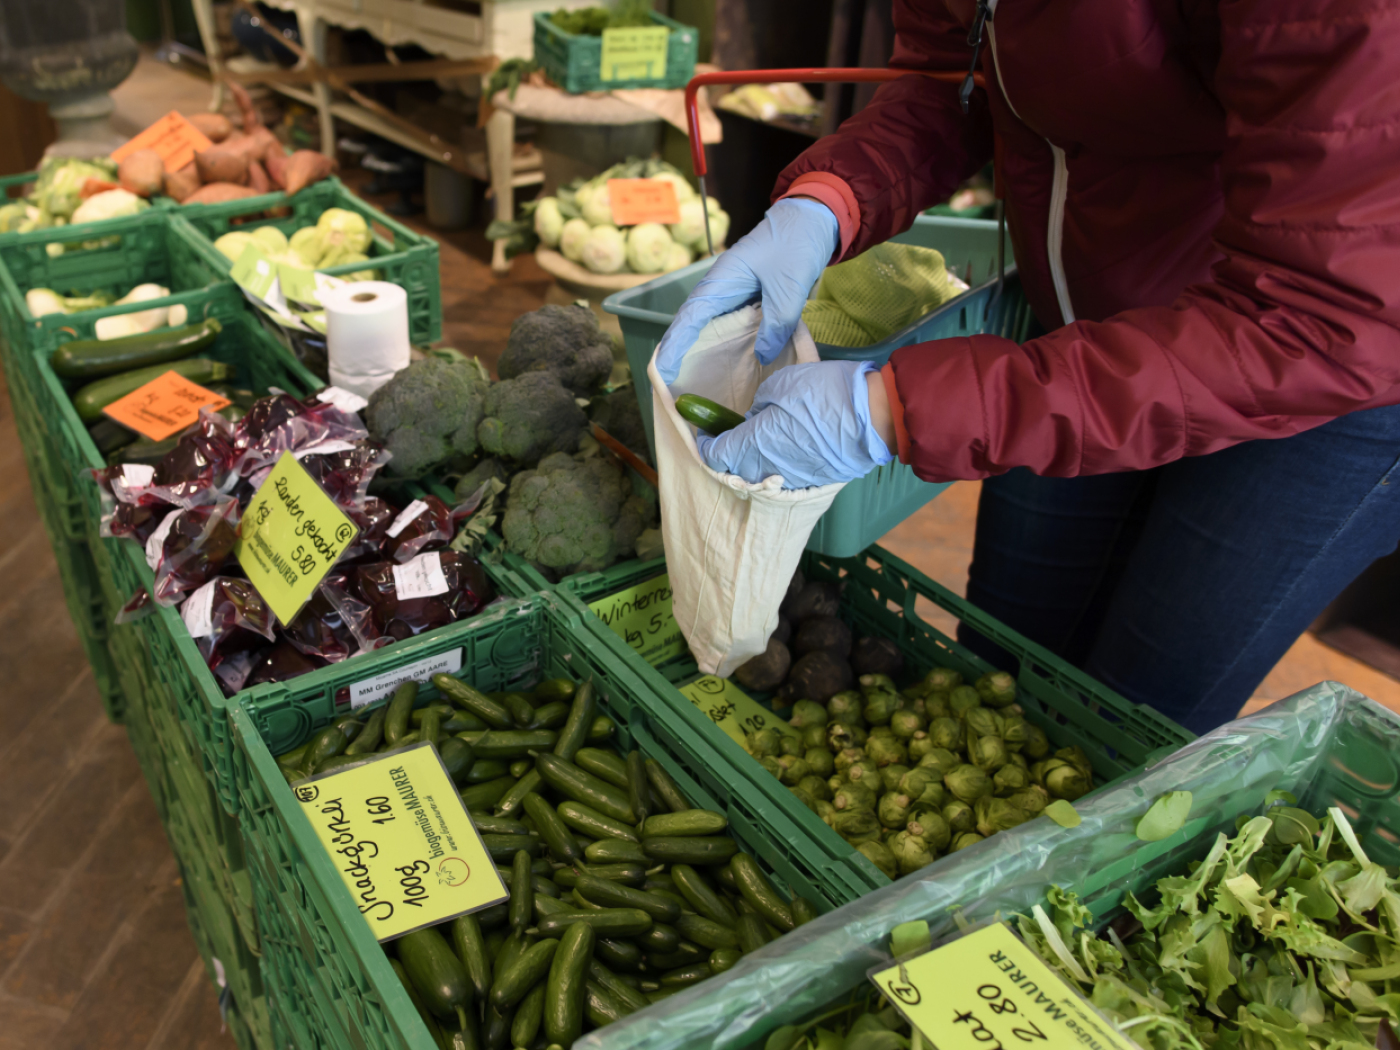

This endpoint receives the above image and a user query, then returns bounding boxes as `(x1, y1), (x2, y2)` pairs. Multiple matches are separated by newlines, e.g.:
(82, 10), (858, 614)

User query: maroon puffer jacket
(775, 0), (1400, 481)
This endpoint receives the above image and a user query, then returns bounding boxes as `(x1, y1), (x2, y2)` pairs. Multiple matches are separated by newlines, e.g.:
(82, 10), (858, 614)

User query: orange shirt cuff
(881, 362), (912, 464)
(779, 172), (861, 260)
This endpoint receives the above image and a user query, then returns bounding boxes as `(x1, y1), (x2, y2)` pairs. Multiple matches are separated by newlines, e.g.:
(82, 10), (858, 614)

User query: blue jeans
(957, 404), (1400, 736)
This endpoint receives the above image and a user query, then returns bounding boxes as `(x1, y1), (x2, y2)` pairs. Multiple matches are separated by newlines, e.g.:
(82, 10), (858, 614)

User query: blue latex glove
(694, 360), (893, 489)
(654, 198), (839, 385)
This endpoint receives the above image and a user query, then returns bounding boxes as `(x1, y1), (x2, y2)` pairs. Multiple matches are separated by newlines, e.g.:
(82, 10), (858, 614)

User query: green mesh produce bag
(801, 242), (960, 347)
(578, 683), (1400, 1050)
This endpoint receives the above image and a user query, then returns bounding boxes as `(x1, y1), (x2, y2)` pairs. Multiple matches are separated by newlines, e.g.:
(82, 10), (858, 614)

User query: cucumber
(398, 927), (472, 1028)
(420, 707), (441, 747)
(88, 417), (136, 456)
(443, 712), (487, 734)
(313, 754), (362, 774)
(522, 793), (583, 865)
(301, 725), (347, 775)
(489, 937), (558, 1012)
(731, 853), (795, 932)
(459, 776), (516, 811)
(509, 758), (533, 779)
(675, 393), (745, 435)
(535, 895), (579, 920)
(345, 708), (386, 755)
(535, 909), (652, 940)
(450, 914), (492, 1004)
(52, 317), (222, 380)
(464, 759), (511, 784)
(411, 703), (453, 725)
(384, 682), (417, 746)
(493, 770), (542, 818)
(392, 958), (448, 1050)
(510, 982), (546, 1049)
(468, 812), (532, 837)
(459, 730), (557, 759)
(535, 753), (635, 823)
(436, 737), (474, 786)
(110, 434), (178, 466)
(660, 961), (713, 987)
(481, 1008), (510, 1050)
(72, 358), (234, 422)
(584, 838), (646, 865)
(641, 835), (738, 866)
(509, 850), (534, 932)
(529, 701), (570, 730)
(585, 980), (628, 1027)
(534, 678), (576, 702)
(553, 678), (596, 761)
(709, 948), (742, 974)
(595, 937), (644, 972)
(557, 801), (640, 844)
(534, 875), (561, 899)
(626, 750), (651, 831)
(574, 747), (630, 789)
(676, 913), (739, 950)
(483, 833), (541, 863)
(504, 693), (535, 728)
(672, 865), (739, 926)
(587, 715), (617, 744)
(636, 922), (681, 954)
(544, 920), (593, 1045)
(573, 874), (680, 924)
(647, 943), (708, 970)
(476, 903), (508, 930)
(587, 961), (650, 1014)
(433, 674), (514, 730)
(445, 1014), (479, 1050)
(643, 809), (728, 837)
(553, 863), (646, 889)
(792, 896), (820, 926)
(645, 759), (690, 813)
(571, 889), (604, 911)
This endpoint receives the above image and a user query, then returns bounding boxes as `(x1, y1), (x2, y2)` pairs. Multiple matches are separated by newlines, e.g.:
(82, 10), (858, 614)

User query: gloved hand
(654, 197), (839, 385)
(695, 360), (893, 489)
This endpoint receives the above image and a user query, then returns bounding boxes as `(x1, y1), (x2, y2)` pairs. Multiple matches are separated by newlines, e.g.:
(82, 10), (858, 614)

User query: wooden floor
(1, 49), (1395, 1050)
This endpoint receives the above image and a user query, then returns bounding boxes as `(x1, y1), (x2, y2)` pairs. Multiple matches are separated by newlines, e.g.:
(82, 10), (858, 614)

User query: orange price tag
(103, 371), (231, 441)
(110, 111), (214, 174)
(608, 179), (682, 225)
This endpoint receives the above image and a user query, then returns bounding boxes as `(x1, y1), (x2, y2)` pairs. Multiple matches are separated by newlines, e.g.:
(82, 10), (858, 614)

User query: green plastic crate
(174, 177), (442, 346)
(571, 542), (1195, 899)
(231, 591), (870, 1050)
(603, 214), (1031, 557)
(581, 683), (1393, 1050)
(533, 11), (698, 93)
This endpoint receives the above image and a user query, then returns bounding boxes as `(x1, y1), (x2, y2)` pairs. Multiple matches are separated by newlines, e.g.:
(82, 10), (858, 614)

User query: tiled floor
(2, 48), (1395, 1050)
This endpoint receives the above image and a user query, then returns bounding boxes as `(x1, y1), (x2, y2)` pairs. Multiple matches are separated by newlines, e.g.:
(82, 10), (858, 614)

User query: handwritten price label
(110, 111), (213, 173)
(678, 676), (801, 746)
(870, 924), (1140, 1050)
(607, 179), (682, 226)
(235, 452), (359, 625)
(294, 743), (507, 941)
(599, 25), (669, 83)
(588, 574), (685, 667)
(102, 371), (231, 441)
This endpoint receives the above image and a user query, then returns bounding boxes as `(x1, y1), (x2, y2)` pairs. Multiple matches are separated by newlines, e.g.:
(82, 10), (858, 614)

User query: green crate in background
(174, 178), (442, 346)
(231, 591), (870, 1050)
(533, 11), (698, 93)
(570, 542), (1195, 899)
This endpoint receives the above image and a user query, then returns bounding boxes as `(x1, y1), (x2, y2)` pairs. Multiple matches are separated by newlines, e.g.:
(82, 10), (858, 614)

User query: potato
(118, 149), (164, 197)
(851, 637), (905, 679)
(283, 149), (334, 195)
(195, 147), (249, 186)
(247, 159), (271, 195)
(784, 581), (842, 624)
(792, 616), (853, 660)
(164, 163), (201, 203)
(776, 651), (854, 705)
(183, 183), (259, 205)
(183, 111), (233, 143)
(732, 638), (792, 694)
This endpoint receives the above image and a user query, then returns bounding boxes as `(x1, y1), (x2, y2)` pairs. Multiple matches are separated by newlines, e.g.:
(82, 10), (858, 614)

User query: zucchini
(731, 853), (795, 932)
(584, 838), (646, 865)
(672, 864), (739, 926)
(510, 983), (546, 1049)
(87, 417), (136, 456)
(450, 914), (492, 1004)
(72, 358), (234, 422)
(574, 747), (630, 789)
(535, 753), (635, 824)
(544, 920), (593, 1045)
(643, 809), (728, 837)
(557, 801), (639, 844)
(535, 909), (652, 940)
(645, 759), (690, 813)
(522, 793), (583, 865)
(675, 393), (745, 435)
(489, 937), (558, 1012)
(52, 317), (222, 380)
(398, 927), (472, 1029)
(573, 874), (680, 924)
(641, 835), (738, 866)
(676, 913), (739, 950)
(552, 678), (596, 761)
(433, 674), (514, 730)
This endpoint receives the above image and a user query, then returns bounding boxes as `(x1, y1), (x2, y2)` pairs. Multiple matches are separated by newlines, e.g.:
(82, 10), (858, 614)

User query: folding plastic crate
(231, 591), (873, 1050)
(533, 10), (699, 93)
(570, 542), (1195, 900)
(604, 215), (1033, 557)
(579, 682), (1394, 1050)
(174, 178), (442, 346)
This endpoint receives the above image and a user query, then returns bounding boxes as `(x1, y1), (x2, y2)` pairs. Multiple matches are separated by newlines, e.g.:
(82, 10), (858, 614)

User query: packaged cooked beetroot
(355, 550), (495, 641)
(113, 585), (154, 624)
(232, 390), (369, 479)
(146, 496), (241, 605)
(150, 408), (238, 506)
(245, 640), (327, 689)
(181, 576), (276, 665)
(284, 572), (362, 663)
(106, 499), (173, 545)
(299, 444), (390, 507)
(319, 571), (387, 654)
(382, 495), (453, 563)
(212, 648), (263, 695)
(341, 496), (397, 563)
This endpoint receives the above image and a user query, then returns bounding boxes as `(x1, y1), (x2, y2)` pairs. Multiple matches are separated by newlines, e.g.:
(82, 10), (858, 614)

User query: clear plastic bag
(147, 495), (241, 605)
(341, 496), (398, 563)
(231, 391), (369, 479)
(244, 640), (327, 688)
(284, 571), (364, 663)
(181, 576), (277, 665)
(354, 550), (495, 641)
(382, 495), (453, 563)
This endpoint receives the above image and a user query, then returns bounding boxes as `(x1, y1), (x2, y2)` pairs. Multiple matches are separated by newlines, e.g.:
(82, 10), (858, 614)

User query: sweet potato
(118, 149), (164, 198)
(195, 147), (249, 186)
(263, 149), (288, 190)
(227, 81), (263, 130)
(182, 183), (259, 205)
(164, 163), (201, 203)
(247, 159), (270, 195)
(183, 112), (233, 143)
(80, 177), (119, 199)
(283, 150), (334, 195)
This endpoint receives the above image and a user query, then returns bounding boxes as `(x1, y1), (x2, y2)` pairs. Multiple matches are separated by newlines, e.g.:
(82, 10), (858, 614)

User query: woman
(654, 0), (1400, 735)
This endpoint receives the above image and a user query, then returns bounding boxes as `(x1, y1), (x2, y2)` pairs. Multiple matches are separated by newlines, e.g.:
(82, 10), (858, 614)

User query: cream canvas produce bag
(648, 306), (846, 677)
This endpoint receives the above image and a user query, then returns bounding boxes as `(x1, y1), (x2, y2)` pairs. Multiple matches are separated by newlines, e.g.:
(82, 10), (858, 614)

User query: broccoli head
(588, 389), (649, 461)
(477, 372), (587, 464)
(497, 304), (614, 396)
(365, 356), (488, 478)
(502, 443), (657, 576)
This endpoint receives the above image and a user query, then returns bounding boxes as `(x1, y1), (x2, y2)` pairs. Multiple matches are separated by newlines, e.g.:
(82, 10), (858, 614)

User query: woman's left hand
(694, 360), (895, 489)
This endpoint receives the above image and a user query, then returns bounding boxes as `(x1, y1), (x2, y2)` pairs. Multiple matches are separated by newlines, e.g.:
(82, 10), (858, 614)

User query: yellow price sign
(293, 743), (508, 941)
(870, 924), (1140, 1050)
(599, 25), (669, 82)
(678, 676), (801, 745)
(236, 452), (359, 625)
(588, 574), (686, 667)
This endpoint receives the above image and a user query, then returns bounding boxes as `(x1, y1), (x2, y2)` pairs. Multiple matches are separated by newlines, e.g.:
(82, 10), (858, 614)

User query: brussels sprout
(759, 756), (782, 778)
(875, 763), (907, 794)
(826, 722), (856, 752)
(857, 840), (899, 880)
(943, 800), (975, 834)
(879, 793), (914, 829)
(951, 831), (985, 852)
(1046, 764), (1091, 801)
(799, 775), (833, 802)
(899, 767), (939, 800)
(559, 217), (591, 261)
(1000, 715), (1029, 753)
(890, 830), (935, 875)
(929, 717), (964, 752)
(890, 709), (926, 740)
(801, 724), (829, 751)
(833, 748), (867, 775)
(862, 687), (901, 727)
(919, 782), (947, 810)
(907, 808), (952, 852)
(1030, 758), (1062, 787)
(832, 808), (882, 844)
(788, 786), (817, 812)
(924, 693), (952, 720)
(534, 196), (565, 247)
(975, 796), (1029, 837)
(827, 691), (864, 726)
(789, 700), (828, 729)
(1023, 724), (1051, 760)
(1006, 787), (1049, 817)
(745, 728), (781, 758)
(833, 782), (878, 813)
(1009, 751), (1030, 771)
(917, 747), (962, 778)
(804, 748), (835, 779)
(976, 671), (1018, 709)
(944, 764), (992, 803)
(964, 707), (1003, 740)
(778, 735), (804, 758)
(845, 723), (869, 748)
(860, 673), (898, 694)
(868, 725), (896, 742)
(845, 763), (881, 792)
(866, 735), (908, 769)
(949, 685), (982, 718)
(816, 799), (838, 824)
(775, 755), (811, 786)
(969, 734), (1009, 774)
(907, 731), (935, 762)
(993, 763), (1031, 796)
(1056, 745), (1094, 780)
(921, 667), (963, 694)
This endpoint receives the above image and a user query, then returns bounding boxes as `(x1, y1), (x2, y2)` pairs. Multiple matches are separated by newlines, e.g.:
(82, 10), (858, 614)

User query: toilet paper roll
(324, 281), (411, 398)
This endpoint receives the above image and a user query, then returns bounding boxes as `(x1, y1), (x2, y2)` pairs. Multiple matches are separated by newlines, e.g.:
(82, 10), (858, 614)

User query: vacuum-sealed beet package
(320, 571), (386, 653)
(147, 496), (241, 605)
(382, 495), (453, 563)
(107, 499), (173, 545)
(245, 639), (327, 689)
(299, 444), (390, 508)
(150, 408), (238, 506)
(114, 585), (154, 624)
(355, 551), (495, 641)
(341, 497), (397, 563)
(284, 572), (363, 663)
(231, 391), (370, 479)
(181, 576), (276, 665)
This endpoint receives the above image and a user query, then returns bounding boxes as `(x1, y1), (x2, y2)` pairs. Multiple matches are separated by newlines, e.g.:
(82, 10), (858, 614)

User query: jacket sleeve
(771, 2), (994, 260)
(888, 0), (1400, 482)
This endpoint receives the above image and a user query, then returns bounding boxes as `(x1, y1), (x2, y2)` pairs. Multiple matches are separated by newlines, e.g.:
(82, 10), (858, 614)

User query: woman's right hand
(653, 197), (839, 385)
